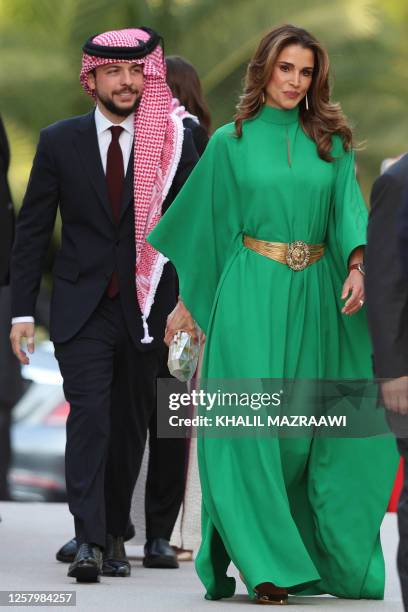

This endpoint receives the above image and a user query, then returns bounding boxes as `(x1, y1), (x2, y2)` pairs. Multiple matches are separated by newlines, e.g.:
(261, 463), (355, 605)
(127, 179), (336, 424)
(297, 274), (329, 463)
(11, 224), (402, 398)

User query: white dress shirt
(94, 105), (134, 175)
(12, 105), (135, 326)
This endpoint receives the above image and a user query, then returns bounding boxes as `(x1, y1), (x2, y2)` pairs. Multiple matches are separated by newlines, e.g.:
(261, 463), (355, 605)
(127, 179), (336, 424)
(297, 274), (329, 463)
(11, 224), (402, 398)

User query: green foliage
(1, 0), (408, 210)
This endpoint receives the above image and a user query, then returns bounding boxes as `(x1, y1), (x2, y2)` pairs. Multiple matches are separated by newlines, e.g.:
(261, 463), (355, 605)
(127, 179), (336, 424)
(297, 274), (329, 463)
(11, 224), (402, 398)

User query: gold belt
(243, 235), (325, 271)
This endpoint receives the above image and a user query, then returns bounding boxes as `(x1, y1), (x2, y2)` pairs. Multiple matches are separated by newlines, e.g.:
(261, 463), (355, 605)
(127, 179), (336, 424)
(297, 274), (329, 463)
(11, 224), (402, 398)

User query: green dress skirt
(148, 104), (398, 600)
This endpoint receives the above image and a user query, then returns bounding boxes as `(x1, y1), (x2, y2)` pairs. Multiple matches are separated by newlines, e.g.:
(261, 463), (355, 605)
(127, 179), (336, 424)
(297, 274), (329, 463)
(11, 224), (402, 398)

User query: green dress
(148, 105), (398, 600)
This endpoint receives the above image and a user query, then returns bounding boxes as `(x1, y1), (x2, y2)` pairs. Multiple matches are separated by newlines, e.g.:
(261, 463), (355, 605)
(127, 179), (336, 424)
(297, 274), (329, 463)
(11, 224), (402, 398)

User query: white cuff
(11, 316), (35, 325)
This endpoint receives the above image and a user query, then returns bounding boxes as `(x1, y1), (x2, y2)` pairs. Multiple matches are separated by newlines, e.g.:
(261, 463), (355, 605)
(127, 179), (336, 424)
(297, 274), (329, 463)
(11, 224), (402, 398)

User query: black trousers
(0, 401), (12, 500)
(55, 294), (185, 547)
(107, 355), (187, 542)
(144, 358), (187, 541)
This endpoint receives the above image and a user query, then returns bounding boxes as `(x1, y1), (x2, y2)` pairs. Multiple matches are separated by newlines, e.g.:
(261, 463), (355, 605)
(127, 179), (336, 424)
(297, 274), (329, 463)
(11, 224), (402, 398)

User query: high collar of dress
(258, 104), (299, 125)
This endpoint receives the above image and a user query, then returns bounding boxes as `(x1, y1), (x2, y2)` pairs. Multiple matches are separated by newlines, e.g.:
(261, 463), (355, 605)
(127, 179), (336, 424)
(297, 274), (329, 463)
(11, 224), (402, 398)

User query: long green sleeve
(327, 139), (368, 271)
(148, 126), (242, 332)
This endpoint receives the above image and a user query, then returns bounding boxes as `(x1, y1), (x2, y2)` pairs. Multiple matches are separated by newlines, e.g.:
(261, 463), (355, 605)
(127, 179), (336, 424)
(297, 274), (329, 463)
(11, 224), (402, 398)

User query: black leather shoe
(56, 522), (135, 564)
(143, 538), (179, 569)
(56, 538), (78, 563)
(67, 543), (102, 583)
(102, 535), (131, 577)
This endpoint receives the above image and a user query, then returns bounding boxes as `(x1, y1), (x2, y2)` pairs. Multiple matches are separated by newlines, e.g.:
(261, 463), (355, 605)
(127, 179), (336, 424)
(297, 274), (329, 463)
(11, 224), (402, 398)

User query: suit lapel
(73, 111), (113, 224)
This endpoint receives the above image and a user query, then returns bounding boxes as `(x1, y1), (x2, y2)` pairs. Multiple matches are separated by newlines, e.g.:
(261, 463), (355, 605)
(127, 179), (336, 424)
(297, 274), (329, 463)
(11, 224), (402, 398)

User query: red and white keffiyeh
(80, 28), (184, 342)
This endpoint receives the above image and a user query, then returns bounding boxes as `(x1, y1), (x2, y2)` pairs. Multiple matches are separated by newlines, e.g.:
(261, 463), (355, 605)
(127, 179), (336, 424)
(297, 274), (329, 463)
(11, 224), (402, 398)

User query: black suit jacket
(11, 110), (198, 350)
(183, 117), (209, 157)
(0, 115), (15, 286)
(398, 162), (408, 283)
(365, 153), (408, 378)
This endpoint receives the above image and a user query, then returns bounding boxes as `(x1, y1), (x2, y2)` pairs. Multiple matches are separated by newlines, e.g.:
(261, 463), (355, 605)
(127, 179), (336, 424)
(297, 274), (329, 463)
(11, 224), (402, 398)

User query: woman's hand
(341, 270), (365, 315)
(164, 299), (197, 346)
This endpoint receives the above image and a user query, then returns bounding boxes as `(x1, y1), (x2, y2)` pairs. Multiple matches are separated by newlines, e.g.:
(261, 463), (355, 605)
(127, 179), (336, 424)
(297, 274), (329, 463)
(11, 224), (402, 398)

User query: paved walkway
(0, 502), (403, 611)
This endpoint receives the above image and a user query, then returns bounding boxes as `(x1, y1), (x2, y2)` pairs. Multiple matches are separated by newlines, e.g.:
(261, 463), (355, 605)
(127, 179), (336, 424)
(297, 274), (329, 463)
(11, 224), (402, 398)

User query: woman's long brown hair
(166, 55), (212, 135)
(235, 24), (352, 161)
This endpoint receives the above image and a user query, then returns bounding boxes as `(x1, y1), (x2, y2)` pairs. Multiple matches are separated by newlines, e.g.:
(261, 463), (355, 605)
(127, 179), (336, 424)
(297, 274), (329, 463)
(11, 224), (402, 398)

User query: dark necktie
(106, 125), (124, 298)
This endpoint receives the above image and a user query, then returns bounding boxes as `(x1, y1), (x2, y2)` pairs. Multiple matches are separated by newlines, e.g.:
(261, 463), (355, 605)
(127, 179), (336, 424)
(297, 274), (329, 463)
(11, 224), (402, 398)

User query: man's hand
(10, 322), (35, 365)
(381, 376), (408, 415)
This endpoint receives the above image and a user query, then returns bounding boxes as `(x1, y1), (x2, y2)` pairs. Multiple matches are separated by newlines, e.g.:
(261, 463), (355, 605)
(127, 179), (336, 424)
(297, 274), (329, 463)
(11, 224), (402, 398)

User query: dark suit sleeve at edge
(365, 170), (408, 378)
(11, 129), (59, 318)
(0, 115), (14, 286)
(398, 182), (408, 281)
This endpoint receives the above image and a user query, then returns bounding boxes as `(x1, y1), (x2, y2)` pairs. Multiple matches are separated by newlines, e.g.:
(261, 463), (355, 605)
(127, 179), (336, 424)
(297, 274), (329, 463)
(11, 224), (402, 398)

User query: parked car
(10, 341), (68, 502)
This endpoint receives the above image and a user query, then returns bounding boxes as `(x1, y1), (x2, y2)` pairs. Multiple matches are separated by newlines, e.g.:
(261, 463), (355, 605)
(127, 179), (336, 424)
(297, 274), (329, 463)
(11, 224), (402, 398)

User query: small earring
(305, 93), (309, 111)
(261, 91), (265, 105)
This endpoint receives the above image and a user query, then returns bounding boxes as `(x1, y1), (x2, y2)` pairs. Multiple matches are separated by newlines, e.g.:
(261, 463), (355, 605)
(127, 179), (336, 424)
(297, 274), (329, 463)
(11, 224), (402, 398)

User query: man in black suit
(10, 27), (197, 583)
(365, 153), (408, 610)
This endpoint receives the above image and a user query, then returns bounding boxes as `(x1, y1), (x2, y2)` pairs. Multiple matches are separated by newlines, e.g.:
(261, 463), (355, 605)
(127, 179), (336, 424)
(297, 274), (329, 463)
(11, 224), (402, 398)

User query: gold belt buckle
(286, 241), (310, 271)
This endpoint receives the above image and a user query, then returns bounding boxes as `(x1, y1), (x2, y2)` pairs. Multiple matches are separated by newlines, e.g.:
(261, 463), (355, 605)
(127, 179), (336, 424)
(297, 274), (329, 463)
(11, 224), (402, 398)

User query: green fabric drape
(148, 105), (398, 600)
